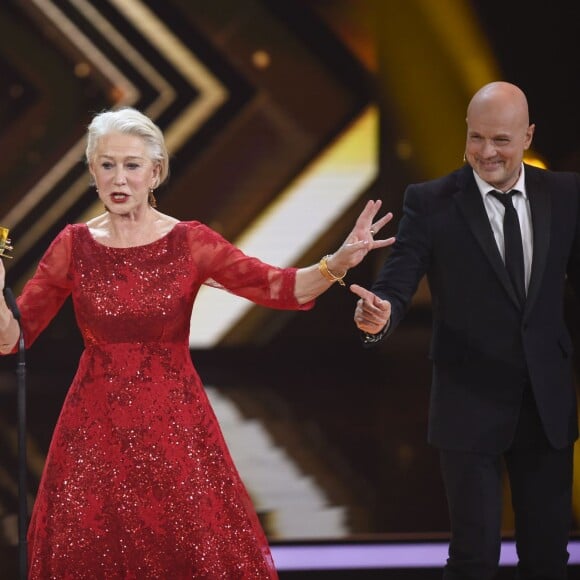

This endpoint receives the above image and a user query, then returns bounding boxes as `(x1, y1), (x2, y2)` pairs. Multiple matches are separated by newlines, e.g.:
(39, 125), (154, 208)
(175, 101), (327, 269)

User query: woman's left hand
(326, 200), (395, 275)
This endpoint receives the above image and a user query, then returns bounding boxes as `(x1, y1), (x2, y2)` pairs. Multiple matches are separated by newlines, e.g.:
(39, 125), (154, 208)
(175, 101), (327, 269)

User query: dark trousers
(440, 388), (574, 580)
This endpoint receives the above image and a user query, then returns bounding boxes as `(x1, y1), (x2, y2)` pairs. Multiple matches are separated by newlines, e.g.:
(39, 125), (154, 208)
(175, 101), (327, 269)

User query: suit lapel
(524, 167), (551, 317)
(453, 166), (522, 308)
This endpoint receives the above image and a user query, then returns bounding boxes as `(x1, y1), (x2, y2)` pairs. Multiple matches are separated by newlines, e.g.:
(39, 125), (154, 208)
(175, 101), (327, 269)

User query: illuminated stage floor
(273, 540), (580, 577)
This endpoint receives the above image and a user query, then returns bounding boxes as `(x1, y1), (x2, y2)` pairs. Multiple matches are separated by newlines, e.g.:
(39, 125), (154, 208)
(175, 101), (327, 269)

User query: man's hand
(350, 284), (391, 334)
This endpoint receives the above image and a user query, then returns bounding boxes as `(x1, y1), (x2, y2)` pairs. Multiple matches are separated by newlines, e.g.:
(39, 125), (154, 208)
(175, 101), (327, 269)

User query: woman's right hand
(0, 257), (20, 353)
(0, 258), (5, 292)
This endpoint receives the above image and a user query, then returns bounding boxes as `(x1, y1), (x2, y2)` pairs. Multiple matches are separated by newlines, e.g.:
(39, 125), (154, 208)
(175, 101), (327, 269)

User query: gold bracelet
(319, 255), (346, 286)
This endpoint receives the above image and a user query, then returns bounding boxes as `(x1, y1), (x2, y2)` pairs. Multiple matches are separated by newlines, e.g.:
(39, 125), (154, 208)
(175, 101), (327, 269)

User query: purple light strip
(271, 540), (580, 570)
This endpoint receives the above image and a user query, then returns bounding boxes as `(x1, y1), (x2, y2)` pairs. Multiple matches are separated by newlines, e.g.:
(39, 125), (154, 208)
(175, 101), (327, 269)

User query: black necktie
(489, 190), (526, 306)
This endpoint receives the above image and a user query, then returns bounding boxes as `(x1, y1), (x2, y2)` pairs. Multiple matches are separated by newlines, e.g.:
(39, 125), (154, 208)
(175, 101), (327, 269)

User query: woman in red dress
(0, 107), (393, 579)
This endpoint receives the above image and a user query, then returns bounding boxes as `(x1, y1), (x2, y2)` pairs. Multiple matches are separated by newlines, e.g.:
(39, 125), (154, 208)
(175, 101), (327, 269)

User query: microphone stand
(3, 288), (27, 580)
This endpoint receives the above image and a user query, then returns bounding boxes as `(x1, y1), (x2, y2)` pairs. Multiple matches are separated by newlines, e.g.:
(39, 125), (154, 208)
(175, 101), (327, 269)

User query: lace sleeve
(185, 222), (314, 311)
(16, 225), (74, 348)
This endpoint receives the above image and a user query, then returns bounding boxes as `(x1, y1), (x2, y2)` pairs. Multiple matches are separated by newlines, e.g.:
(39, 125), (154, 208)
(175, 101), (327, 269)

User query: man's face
(465, 104), (534, 191)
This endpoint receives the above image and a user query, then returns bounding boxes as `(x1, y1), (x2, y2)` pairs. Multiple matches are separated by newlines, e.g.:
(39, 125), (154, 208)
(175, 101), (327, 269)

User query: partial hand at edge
(0, 258), (19, 353)
(350, 283), (391, 335)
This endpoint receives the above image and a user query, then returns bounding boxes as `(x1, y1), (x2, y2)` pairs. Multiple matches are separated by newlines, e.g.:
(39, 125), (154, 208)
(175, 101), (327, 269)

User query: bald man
(353, 82), (580, 579)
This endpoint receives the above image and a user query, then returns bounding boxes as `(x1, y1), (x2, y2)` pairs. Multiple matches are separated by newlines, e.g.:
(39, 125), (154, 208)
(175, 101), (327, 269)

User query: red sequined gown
(15, 222), (312, 579)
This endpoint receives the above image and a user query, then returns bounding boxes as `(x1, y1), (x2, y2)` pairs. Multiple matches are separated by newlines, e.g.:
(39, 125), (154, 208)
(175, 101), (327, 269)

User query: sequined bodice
(73, 227), (196, 347)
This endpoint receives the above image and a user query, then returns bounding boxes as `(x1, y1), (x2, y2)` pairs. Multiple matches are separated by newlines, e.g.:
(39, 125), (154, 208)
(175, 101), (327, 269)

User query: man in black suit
(352, 81), (580, 579)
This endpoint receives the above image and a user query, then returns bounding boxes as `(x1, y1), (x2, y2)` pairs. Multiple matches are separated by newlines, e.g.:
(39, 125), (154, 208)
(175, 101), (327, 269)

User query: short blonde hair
(85, 107), (169, 186)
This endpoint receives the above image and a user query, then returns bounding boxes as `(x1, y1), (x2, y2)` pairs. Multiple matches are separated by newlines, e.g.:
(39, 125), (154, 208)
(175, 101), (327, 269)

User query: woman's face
(89, 132), (160, 214)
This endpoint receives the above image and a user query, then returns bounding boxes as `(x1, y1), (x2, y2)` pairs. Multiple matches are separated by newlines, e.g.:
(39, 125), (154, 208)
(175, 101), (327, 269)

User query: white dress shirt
(473, 164), (533, 290)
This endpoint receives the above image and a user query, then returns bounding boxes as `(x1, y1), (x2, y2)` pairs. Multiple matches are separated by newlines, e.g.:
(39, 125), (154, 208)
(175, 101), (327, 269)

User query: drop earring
(148, 188), (157, 208)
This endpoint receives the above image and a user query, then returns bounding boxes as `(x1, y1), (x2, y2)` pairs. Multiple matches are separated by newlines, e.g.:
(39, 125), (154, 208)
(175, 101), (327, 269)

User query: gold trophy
(0, 226), (13, 259)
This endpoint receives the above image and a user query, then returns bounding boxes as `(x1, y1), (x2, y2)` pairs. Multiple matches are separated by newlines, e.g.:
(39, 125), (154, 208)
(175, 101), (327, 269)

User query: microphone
(3, 287), (21, 321)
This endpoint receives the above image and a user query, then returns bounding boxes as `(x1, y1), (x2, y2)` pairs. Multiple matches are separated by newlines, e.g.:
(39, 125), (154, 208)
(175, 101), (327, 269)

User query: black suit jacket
(371, 163), (580, 453)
